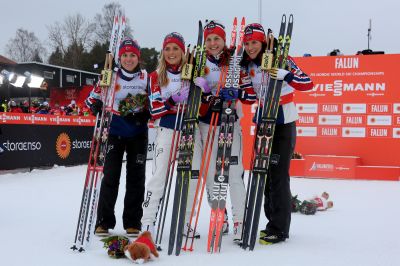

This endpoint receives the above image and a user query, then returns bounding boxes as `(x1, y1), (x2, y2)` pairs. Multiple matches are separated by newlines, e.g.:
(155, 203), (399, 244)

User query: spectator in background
(81, 105), (90, 116)
(21, 100), (30, 113)
(50, 103), (62, 116)
(30, 100), (40, 113)
(328, 49), (343, 56)
(0, 100), (7, 112)
(65, 100), (80, 116)
(36, 101), (51, 114)
(8, 100), (23, 113)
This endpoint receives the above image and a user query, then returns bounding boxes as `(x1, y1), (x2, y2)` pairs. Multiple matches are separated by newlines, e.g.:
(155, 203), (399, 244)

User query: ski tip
(234, 17), (238, 23)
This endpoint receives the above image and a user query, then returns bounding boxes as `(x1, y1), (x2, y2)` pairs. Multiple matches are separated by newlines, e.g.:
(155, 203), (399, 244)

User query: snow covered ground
(0, 162), (399, 266)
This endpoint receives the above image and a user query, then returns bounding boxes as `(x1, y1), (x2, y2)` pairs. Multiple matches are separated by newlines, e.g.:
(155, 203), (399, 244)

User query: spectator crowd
(0, 99), (91, 116)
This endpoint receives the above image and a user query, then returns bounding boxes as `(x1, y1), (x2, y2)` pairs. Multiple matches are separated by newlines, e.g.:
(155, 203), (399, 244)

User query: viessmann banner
(240, 54), (400, 169)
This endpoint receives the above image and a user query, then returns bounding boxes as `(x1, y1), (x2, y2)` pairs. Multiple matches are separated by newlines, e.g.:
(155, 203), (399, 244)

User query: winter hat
(243, 23), (266, 43)
(163, 32), (185, 52)
(118, 37), (141, 58)
(204, 20), (226, 41)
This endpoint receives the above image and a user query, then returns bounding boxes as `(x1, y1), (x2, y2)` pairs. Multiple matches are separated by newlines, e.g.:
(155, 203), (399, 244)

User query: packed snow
(0, 162), (399, 266)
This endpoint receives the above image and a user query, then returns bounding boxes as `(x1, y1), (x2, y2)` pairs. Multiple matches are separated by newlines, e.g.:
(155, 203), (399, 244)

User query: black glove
(291, 195), (302, 212)
(299, 200), (317, 215)
(90, 100), (103, 115)
(209, 95), (223, 112)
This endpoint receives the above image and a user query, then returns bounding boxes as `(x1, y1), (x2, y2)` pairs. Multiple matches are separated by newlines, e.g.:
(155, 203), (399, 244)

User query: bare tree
(5, 28), (46, 62)
(93, 2), (133, 44)
(47, 13), (96, 68)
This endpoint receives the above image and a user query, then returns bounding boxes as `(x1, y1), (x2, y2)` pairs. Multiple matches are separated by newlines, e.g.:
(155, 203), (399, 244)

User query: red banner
(241, 54), (400, 179)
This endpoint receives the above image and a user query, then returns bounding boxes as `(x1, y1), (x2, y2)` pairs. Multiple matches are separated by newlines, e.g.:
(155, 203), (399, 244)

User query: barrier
(0, 113), (96, 170)
(0, 113), (156, 171)
(241, 54), (400, 181)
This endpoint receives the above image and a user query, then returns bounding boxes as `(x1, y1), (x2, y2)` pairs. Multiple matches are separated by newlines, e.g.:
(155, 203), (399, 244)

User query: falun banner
(240, 54), (400, 179)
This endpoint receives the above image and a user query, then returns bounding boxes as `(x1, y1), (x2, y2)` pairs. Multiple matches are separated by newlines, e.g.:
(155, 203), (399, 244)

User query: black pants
(263, 122), (296, 238)
(96, 132), (148, 230)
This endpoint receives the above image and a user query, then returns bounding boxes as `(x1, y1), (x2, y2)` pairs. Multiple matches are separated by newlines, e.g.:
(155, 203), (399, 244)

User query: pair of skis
(207, 17), (246, 253)
(71, 14), (126, 252)
(241, 14), (294, 251)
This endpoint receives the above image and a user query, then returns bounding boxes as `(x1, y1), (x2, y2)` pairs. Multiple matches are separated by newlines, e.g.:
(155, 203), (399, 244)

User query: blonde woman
(142, 32), (201, 238)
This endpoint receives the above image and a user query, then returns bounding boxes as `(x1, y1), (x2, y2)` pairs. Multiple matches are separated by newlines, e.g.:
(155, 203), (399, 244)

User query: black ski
(241, 14), (294, 251)
(168, 20), (207, 256)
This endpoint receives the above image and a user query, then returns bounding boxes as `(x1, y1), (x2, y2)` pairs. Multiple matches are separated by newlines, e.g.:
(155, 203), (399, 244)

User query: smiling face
(120, 52), (139, 72)
(244, 40), (263, 59)
(205, 33), (225, 56)
(163, 43), (183, 65)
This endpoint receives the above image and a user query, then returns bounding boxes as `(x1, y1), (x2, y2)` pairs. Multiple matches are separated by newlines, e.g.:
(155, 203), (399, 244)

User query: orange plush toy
(124, 231), (159, 263)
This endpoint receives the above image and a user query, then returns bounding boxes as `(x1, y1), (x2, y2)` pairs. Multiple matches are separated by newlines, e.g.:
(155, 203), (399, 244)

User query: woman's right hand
(194, 77), (211, 93)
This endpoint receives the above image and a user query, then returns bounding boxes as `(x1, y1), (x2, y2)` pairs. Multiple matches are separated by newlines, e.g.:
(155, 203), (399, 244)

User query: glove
(220, 88), (238, 101)
(291, 195), (302, 213)
(299, 200), (317, 215)
(268, 67), (294, 82)
(90, 99), (103, 115)
(209, 95), (223, 112)
(194, 77), (211, 93)
(171, 85), (189, 103)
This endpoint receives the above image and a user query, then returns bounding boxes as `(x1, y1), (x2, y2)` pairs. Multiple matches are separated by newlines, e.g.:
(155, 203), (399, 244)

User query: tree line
(4, 2), (159, 74)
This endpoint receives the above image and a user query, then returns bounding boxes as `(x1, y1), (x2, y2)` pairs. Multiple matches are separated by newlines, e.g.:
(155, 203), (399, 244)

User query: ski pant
(141, 127), (201, 227)
(96, 132), (148, 230)
(263, 122), (296, 238)
(192, 120), (246, 223)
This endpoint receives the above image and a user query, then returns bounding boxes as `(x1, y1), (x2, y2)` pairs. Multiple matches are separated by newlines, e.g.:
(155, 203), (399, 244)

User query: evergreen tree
(48, 47), (64, 66)
(140, 47), (160, 73)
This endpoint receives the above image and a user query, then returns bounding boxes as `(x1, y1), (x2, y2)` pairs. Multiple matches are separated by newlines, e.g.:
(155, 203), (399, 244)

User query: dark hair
(240, 37), (279, 68)
(240, 42), (267, 68)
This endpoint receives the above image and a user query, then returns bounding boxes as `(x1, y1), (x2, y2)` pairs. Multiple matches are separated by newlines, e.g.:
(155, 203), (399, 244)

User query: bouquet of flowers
(118, 93), (148, 116)
(101, 235), (130, 258)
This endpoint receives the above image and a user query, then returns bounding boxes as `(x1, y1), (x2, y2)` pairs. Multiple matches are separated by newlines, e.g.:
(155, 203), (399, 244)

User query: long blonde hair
(157, 49), (187, 88)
